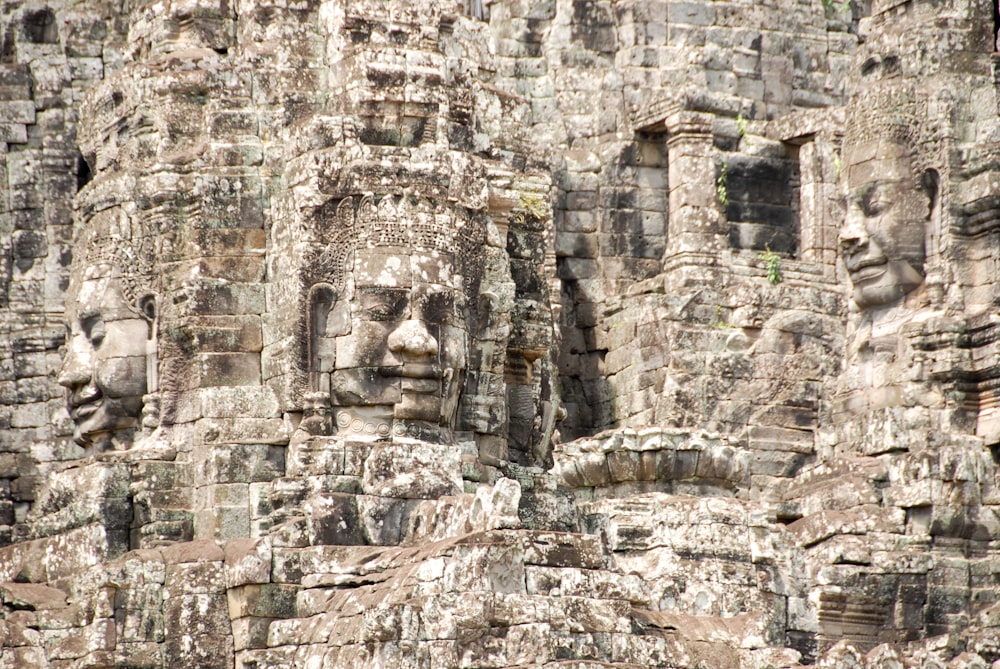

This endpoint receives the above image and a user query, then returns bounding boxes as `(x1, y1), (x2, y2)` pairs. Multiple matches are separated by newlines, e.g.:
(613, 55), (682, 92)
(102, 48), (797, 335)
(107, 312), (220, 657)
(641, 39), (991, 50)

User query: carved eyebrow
(357, 289), (408, 305)
(856, 181), (879, 200)
(414, 290), (455, 323)
(77, 308), (101, 331)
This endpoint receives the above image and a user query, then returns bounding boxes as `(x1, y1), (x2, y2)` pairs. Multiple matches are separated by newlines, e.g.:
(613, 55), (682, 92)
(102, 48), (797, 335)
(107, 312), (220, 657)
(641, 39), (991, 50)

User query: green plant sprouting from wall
(736, 113), (749, 140)
(822, 0), (851, 15)
(760, 247), (783, 285)
(515, 193), (549, 224)
(716, 161), (729, 208)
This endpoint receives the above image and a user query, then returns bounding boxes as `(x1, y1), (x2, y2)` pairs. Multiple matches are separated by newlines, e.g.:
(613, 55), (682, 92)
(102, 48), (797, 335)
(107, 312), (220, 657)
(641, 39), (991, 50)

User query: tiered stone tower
(2, 1), (1000, 667)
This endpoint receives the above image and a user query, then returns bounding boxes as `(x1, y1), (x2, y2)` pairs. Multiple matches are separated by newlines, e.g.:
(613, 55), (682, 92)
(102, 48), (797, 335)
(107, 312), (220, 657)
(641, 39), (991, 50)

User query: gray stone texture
(1, 0), (1000, 667)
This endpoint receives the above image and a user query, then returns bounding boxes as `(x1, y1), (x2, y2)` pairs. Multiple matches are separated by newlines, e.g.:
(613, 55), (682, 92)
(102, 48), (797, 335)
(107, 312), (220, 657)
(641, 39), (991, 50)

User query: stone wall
(547, 0), (855, 438)
(3, 0), (1000, 668)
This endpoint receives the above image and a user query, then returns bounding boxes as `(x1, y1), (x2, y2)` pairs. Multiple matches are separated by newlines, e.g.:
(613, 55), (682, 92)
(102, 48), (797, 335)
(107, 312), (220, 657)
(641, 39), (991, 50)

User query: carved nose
(57, 338), (92, 389)
(387, 320), (437, 358)
(839, 215), (869, 254)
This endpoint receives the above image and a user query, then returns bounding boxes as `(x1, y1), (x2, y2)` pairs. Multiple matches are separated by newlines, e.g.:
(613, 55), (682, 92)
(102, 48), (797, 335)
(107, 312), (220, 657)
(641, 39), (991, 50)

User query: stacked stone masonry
(2, 0), (1000, 667)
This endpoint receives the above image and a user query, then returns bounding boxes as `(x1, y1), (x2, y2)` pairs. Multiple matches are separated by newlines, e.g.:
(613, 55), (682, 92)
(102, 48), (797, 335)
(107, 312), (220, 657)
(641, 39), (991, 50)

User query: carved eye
(859, 184), (890, 217)
(366, 303), (398, 321)
(82, 314), (105, 348)
(358, 288), (408, 322)
(416, 291), (455, 324)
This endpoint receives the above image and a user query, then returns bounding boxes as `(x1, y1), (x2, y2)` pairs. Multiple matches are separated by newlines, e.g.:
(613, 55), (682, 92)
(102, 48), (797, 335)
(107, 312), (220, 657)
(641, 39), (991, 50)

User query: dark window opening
(74, 155), (92, 192)
(994, 0), (1000, 52)
(22, 8), (58, 44)
(723, 145), (801, 258)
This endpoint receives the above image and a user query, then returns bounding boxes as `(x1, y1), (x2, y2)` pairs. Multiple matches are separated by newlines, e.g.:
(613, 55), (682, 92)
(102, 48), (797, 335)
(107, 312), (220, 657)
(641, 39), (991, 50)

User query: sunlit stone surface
(3, 1), (1000, 667)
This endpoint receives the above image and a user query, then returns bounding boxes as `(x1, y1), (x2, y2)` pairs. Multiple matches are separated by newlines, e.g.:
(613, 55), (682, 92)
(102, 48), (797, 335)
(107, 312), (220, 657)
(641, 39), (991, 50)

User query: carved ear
(921, 169), (940, 221)
(138, 294), (157, 322)
(477, 291), (499, 335)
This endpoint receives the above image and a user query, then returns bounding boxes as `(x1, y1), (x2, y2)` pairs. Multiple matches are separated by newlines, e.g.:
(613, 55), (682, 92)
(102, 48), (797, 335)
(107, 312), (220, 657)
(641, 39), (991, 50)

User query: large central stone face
(3, 1), (1000, 668)
(839, 80), (935, 313)
(300, 194), (484, 445)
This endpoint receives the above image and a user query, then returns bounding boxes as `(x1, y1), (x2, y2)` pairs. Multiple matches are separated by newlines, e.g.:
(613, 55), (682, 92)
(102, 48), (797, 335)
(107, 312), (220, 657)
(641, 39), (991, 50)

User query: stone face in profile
(58, 263), (152, 451)
(840, 91), (935, 310)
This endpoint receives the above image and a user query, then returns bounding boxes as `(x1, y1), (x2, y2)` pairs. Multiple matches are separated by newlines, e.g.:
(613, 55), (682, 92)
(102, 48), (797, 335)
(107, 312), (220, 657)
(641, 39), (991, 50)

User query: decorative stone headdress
(304, 193), (487, 294)
(74, 209), (157, 315)
(843, 81), (943, 185)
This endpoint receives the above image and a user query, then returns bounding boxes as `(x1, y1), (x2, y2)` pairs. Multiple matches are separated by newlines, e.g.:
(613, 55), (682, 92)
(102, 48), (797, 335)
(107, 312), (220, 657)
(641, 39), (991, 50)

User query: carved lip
(378, 364), (444, 380)
(70, 401), (100, 421)
(846, 255), (887, 282)
(68, 386), (102, 420)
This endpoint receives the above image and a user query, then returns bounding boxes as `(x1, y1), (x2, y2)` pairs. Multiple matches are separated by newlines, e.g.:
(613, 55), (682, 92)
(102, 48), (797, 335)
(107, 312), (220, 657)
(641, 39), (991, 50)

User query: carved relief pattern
(7, 2), (1000, 668)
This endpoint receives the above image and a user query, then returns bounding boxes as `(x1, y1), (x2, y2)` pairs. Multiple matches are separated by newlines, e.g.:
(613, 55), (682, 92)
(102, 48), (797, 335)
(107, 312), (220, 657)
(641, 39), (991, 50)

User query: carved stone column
(664, 110), (726, 259)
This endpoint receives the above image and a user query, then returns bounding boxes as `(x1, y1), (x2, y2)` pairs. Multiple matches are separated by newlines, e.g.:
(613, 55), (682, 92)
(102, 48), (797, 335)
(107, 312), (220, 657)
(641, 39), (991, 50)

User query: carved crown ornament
(302, 193), (488, 294)
(843, 81), (944, 181)
(74, 212), (158, 317)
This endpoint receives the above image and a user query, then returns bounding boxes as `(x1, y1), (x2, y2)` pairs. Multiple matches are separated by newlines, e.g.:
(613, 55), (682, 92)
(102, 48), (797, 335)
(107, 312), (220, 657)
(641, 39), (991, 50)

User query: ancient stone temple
(3, 0), (1000, 666)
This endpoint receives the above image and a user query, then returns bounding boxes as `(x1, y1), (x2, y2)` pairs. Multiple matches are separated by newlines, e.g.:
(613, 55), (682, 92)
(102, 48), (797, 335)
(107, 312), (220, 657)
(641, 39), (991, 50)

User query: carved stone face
(840, 138), (929, 309)
(327, 249), (469, 440)
(58, 264), (149, 450)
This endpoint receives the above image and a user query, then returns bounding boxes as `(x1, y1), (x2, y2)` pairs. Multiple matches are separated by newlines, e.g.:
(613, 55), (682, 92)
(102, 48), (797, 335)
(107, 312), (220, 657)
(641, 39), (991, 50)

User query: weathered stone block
(200, 386), (278, 418)
(201, 442), (285, 484)
(163, 631), (234, 668)
(0, 101), (35, 123)
(196, 505), (250, 542)
(231, 616), (272, 651)
(355, 496), (420, 546)
(748, 425), (814, 454)
(164, 561), (226, 596)
(750, 451), (808, 478)
(195, 352), (262, 387)
(303, 493), (365, 546)
(557, 258), (599, 280)
(227, 584), (297, 620)
(555, 232), (598, 259)
(577, 453), (612, 486)
(607, 451), (639, 482)
(196, 419), (286, 446)
(362, 442), (462, 500)
(186, 316), (264, 354)
(225, 539), (272, 588)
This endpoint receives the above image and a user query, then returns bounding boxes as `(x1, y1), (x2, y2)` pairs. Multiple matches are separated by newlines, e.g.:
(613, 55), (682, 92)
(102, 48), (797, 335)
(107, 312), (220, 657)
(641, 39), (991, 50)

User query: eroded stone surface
(2, 0), (1000, 667)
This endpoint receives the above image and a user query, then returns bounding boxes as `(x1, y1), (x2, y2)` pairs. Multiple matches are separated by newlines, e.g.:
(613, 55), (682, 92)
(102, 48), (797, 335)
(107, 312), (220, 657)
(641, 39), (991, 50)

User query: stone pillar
(796, 138), (840, 271)
(664, 110), (725, 258)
